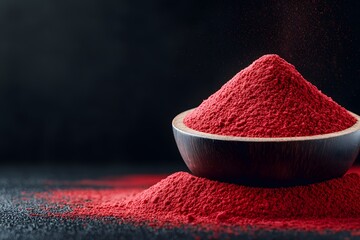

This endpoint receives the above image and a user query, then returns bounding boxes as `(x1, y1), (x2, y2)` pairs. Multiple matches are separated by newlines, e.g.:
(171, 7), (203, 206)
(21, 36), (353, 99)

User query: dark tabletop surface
(0, 165), (359, 240)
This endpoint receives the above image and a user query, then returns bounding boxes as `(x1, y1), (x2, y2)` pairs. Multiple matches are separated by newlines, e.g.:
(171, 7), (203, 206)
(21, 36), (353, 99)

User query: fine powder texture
(32, 168), (360, 232)
(184, 54), (356, 137)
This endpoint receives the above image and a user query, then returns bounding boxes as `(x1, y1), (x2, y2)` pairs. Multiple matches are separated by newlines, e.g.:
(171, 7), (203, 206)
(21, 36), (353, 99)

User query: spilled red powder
(44, 174), (168, 188)
(184, 54), (356, 137)
(32, 167), (360, 232)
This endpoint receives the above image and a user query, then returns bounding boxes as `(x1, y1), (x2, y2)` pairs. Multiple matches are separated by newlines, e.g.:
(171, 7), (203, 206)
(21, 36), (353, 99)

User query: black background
(0, 0), (359, 166)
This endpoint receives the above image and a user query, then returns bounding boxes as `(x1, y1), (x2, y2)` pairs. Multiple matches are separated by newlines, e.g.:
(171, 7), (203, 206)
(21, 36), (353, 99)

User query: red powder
(32, 167), (360, 233)
(184, 54), (356, 137)
(44, 174), (167, 188)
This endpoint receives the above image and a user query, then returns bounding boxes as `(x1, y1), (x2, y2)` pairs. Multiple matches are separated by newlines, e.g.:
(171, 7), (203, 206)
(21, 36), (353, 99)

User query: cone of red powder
(172, 54), (360, 185)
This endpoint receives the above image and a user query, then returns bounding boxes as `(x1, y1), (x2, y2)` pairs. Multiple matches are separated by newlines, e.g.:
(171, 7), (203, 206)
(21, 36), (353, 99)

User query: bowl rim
(172, 109), (360, 142)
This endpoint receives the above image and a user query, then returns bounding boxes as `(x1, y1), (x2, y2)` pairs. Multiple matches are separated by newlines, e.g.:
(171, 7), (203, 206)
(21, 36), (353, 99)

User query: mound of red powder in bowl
(184, 54), (356, 137)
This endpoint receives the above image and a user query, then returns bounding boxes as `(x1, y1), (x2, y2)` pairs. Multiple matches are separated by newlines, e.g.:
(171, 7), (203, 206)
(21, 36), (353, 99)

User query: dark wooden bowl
(172, 109), (360, 186)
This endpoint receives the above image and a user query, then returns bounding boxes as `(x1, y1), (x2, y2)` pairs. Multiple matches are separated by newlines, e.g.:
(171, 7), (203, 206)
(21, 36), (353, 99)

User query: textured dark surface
(0, 165), (358, 240)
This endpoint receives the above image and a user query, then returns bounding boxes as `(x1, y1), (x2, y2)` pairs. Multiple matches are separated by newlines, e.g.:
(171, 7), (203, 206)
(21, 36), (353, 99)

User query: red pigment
(184, 54), (356, 137)
(32, 167), (360, 232)
(44, 174), (167, 188)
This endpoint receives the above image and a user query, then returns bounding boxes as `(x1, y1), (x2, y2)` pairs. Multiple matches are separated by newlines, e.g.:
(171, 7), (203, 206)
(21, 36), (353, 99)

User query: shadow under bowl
(172, 109), (360, 187)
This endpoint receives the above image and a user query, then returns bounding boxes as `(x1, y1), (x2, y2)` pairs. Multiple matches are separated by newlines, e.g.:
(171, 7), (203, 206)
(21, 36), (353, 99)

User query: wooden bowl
(172, 109), (360, 186)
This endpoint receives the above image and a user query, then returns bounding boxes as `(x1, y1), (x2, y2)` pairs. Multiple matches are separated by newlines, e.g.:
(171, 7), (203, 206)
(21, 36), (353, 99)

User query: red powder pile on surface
(184, 54), (356, 137)
(32, 167), (360, 233)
